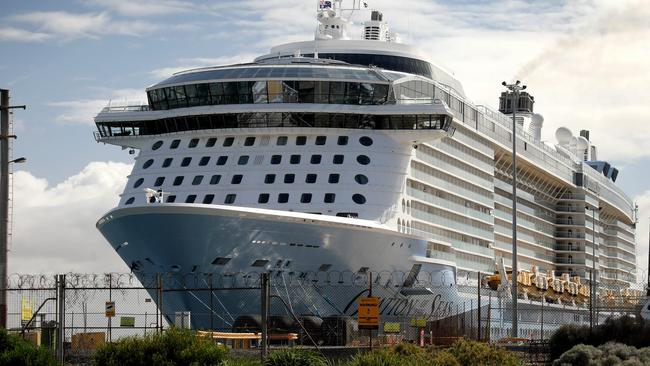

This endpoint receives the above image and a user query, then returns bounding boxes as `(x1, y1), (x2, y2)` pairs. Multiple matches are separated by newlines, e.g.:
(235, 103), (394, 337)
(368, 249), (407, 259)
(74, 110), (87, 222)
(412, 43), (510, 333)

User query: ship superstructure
(94, 1), (637, 330)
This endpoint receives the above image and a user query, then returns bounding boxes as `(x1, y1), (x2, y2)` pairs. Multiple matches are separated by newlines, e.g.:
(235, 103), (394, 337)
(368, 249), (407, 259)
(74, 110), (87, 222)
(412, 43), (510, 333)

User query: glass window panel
(252, 81), (268, 104)
(267, 80), (283, 103)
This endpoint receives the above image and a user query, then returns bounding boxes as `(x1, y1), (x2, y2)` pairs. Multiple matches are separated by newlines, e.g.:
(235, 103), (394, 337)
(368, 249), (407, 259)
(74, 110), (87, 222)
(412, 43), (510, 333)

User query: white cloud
(150, 54), (259, 79)
(10, 162), (132, 273)
(49, 88), (147, 125)
(634, 191), (650, 282)
(0, 26), (51, 42)
(85, 0), (196, 17)
(9, 11), (158, 40)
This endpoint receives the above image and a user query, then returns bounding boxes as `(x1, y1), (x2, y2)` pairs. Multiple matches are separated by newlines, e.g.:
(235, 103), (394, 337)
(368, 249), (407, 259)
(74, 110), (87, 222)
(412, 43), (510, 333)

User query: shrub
(446, 339), (522, 366)
(264, 349), (328, 366)
(347, 348), (405, 366)
(552, 342), (650, 366)
(92, 327), (228, 366)
(0, 328), (58, 366)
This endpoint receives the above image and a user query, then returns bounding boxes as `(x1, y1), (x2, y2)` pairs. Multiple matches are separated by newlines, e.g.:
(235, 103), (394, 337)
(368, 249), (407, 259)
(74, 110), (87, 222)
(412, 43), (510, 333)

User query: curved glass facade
(95, 112), (451, 138)
(148, 80), (390, 111)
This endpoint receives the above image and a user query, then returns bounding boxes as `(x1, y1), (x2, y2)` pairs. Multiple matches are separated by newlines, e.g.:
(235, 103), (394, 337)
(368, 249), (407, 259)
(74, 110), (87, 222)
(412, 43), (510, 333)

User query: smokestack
(580, 130), (590, 141)
(499, 91), (535, 114)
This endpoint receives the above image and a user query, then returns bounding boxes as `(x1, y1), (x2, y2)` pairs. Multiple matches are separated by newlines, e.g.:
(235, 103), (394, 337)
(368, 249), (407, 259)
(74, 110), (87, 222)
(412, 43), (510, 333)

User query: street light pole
(502, 80), (526, 339)
(0, 88), (26, 328)
(586, 204), (600, 332)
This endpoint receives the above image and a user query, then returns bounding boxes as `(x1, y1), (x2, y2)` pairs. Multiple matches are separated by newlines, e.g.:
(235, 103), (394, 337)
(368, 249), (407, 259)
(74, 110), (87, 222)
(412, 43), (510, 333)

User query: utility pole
(501, 80), (526, 339)
(0, 89), (26, 328)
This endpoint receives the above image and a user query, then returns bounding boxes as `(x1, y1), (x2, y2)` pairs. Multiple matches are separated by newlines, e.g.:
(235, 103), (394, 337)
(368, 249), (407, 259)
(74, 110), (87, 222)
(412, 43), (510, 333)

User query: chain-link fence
(2, 270), (648, 363)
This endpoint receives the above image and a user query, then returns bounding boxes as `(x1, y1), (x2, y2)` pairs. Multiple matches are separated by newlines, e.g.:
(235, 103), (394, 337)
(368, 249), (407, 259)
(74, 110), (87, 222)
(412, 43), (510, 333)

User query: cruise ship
(94, 1), (638, 334)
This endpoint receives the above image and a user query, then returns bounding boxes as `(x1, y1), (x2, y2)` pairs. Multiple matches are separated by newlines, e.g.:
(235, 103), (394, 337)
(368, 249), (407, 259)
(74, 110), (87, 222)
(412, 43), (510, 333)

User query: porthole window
(356, 155), (370, 165)
(224, 194), (236, 204)
(337, 136), (348, 145)
(203, 194), (214, 204)
(238, 155), (249, 165)
(206, 137), (217, 147)
(265, 174), (276, 184)
(315, 136), (327, 145)
(170, 139), (181, 149)
(324, 193), (336, 203)
(199, 156), (210, 166)
(152, 141), (163, 150)
(277, 136), (288, 146)
(306, 174), (317, 184)
(162, 158), (173, 168)
(181, 157), (192, 167)
(258, 193), (270, 204)
(223, 137), (234, 147)
(328, 174), (340, 184)
(125, 197), (135, 205)
(216, 156), (228, 165)
(185, 195), (197, 203)
(192, 175), (204, 185)
(284, 174), (295, 183)
(333, 155), (344, 164)
(359, 136), (373, 146)
(271, 155), (282, 165)
(352, 194), (367, 204)
(188, 138), (199, 148)
(244, 136), (256, 146)
(231, 175), (243, 184)
(290, 155), (301, 164)
(143, 159), (154, 169)
(296, 136), (307, 145)
(355, 174), (369, 185)
(133, 178), (144, 188)
(209, 175), (221, 185)
(310, 155), (322, 164)
(167, 195), (176, 203)
(278, 193), (289, 203)
(173, 176), (184, 186)
(154, 177), (165, 186)
(301, 193), (312, 203)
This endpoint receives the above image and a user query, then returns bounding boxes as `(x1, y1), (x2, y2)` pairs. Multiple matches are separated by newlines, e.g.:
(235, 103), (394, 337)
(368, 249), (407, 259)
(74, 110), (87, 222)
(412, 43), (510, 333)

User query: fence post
(56, 274), (65, 364)
(260, 272), (269, 361)
(209, 273), (214, 330)
(158, 274), (164, 334)
(540, 295), (544, 340)
(108, 273), (112, 343)
(477, 272), (482, 341)
(589, 270), (593, 333)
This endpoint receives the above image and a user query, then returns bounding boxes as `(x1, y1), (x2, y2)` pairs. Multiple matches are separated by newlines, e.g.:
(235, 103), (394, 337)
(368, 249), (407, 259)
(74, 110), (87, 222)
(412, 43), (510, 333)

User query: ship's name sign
(344, 291), (454, 319)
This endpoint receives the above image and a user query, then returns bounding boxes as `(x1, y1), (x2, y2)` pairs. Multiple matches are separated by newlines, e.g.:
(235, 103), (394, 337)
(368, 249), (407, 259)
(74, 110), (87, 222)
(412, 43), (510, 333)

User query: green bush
(552, 342), (650, 366)
(92, 327), (228, 366)
(446, 339), (522, 366)
(264, 349), (329, 366)
(347, 347), (406, 366)
(0, 327), (58, 366)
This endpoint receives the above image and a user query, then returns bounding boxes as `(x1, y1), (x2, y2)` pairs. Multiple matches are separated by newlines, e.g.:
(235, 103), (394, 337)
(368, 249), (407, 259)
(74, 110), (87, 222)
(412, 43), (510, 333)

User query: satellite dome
(555, 127), (572, 146)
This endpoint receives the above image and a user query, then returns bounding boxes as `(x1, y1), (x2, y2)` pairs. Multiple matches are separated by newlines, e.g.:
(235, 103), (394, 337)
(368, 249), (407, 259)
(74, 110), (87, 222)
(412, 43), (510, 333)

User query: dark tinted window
(277, 136), (288, 145)
(152, 141), (163, 150)
(359, 136), (373, 146)
(192, 175), (203, 185)
(271, 155), (282, 165)
(284, 174), (295, 183)
(133, 178), (144, 188)
(258, 193), (270, 204)
(244, 137), (256, 146)
(209, 175), (221, 185)
(306, 174), (317, 183)
(290, 155), (301, 164)
(206, 137), (217, 147)
(143, 159), (154, 169)
(357, 155), (370, 165)
(333, 155), (344, 164)
(125, 197), (135, 205)
(328, 174), (340, 184)
(337, 136), (348, 145)
(301, 193), (312, 203)
(181, 157), (192, 167)
(296, 136), (307, 145)
(188, 138), (199, 148)
(224, 194), (236, 204)
(199, 156), (210, 166)
(238, 155), (249, 165)
(355, 174), (369, 184)
(167, 195), (176, 203)
(173, 176), (184, 186)
(185, 195), (197, 203)
(216, 156), (228, 165)
(162, 158), (173, 168)
(223, 137), (234, 147)
(265, 174), (276, 184)
(154, 177), (165, 186)
(310, 155), (322, 164)
(170, 139), (181, 149)
(315, 136), (327, 145)
(231, 174), (243, 184)
(278, 193), (289, 203)
(324, 193), (336, 203)
(203, 194), (214, 204)
(352, 194), (366, 204)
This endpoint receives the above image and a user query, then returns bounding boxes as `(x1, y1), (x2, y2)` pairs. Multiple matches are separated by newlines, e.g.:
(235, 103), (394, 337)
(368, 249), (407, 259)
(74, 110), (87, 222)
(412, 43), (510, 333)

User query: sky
(1, 0), (649, 278)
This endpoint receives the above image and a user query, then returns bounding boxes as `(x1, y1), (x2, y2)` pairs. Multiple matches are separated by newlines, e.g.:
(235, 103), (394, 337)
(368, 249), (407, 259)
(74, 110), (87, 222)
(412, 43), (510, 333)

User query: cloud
(0, 26), (51, 42)
(85, 0), (196, 17)
(150, 54), (259, 79)
(634, 191), (650, 281)
(8, 11), (158, 40)
(10, 162), (133, 273)
(49, 88), (147, 125)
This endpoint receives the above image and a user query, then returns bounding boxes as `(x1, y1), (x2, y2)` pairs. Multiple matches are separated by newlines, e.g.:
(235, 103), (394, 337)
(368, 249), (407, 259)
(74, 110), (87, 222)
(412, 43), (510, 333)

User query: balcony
(555, 257), (586, 265)
(555, 205), (585, 213)
(554, 231), (586, 239)
(554, 244), (584, 252)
